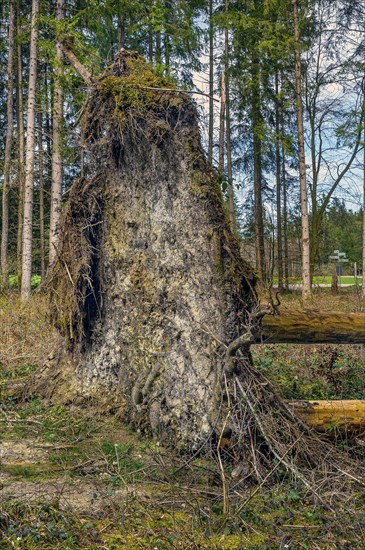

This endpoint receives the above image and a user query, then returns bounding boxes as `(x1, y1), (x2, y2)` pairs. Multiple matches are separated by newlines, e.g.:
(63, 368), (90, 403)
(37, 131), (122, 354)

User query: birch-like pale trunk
(1, 0), (15, 289)
(49, 0), (65, 267)
(208, 0), (214, 165)
(293, 0), (311, 299)
(362, 102), (365, 298)
(20, 0), (39, 299)
(218, 72), (225, 174)
(16, 38), (25, 288)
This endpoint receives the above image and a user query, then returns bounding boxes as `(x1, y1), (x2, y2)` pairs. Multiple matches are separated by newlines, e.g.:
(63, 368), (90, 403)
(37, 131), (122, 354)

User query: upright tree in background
(1, 0), (15, 289)
(16, 10), (25, 287)
(275, 72), (283, 292)
(21, 0), (39, 299)
(224, 0), (235, 230)
(363, 88), (365, 298)
(208, 0), (214, 164)
(293, 0), (311, 299)
(38, 112), (46, 280)
(49, 0), (65, 267)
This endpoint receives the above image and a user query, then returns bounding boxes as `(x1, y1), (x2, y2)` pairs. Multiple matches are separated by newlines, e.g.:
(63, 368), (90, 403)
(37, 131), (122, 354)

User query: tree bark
(293, 0), (311, 300)
(49, 0), (65, 267)
(208, 0), (214, 165)
(252, 52), (266, 283)
(1, 0), (15, 290)
(275, 73), (283, 292)
(282, 140), (289, 289)
(117, 13), (124, 50)
(155, 29), (161, 65)
(16, 36), (25, 289)
(20, 0), (39, 299)
(258, 310), (365, 344)
(362, 84), (365, 297)
(218, 71), (225, 174)
(38, 112), (46, 280)
(224, 0), (235, 230)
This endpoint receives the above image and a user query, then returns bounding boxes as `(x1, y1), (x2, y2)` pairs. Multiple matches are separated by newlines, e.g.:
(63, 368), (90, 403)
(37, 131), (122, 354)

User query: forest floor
(1, 291), (365, 549)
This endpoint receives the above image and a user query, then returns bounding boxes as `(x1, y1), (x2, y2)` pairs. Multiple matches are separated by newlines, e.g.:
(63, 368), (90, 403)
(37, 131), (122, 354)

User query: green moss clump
(97, 55), (179, 117)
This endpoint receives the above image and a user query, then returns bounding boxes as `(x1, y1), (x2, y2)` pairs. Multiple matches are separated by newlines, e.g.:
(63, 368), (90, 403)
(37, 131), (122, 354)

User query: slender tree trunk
(21, 0), (39, 299)
(164, 34), (170, 68)
(253, 130), (265, 282)
(224, 0), (234, 230)
(1, 0), (15, 290)
(38, 112), (45, 280)
(49, 0), (65, 267)
(218, 72), (225, 174)
(282, 141), (289, 290)
(148, 28), (153, 63)
(44, 65), (53, 162)
(275, 73), (283, 291)
(117, 13), (124, 49)
(293, 0), (311, 299)
(16, 36), (25, 289)
(251, 43), (266, 282)
(208, 0), (214, 165)
(156, 30), (161, 65)
(362, 98), (365, 297)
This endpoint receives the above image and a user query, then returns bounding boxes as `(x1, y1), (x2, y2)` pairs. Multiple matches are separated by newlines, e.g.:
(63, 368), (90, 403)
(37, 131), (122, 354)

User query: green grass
(8, 274), (42, 290)
(272, 275), (361, 285)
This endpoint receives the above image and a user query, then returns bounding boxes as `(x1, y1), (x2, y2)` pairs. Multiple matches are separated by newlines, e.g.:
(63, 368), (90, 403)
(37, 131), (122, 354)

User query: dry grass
(0, 293), (58, 369)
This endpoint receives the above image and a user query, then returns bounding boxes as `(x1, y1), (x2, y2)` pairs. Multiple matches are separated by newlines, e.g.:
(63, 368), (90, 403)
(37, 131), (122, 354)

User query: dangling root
(224, 350), (365, 511)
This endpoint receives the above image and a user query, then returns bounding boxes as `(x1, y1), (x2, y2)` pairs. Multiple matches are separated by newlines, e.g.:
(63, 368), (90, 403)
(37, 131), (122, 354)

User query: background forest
(0, 0), (364, 295)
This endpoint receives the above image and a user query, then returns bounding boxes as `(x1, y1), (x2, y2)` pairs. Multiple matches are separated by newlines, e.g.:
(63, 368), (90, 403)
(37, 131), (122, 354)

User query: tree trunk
(20, 0), (39, 299)
(148, 28), (153, 63)
(208, 0), (214, 165)
(49, 0), (65, 267)
(275, 73), (283, 292)
(252, 54), (266, 283)
(258, 310), (365, 344)
(282, 137), (289, 290)
(362, 93), (365, 297)
(16, 34), (25, 289)
(38, 112), (46, 280)
(1, 0), (15, 290)
(293, 0), (311, 299)
(117, 13), (124, 50)
(218, 71), (225, 174)
(156, 30), (161, 65)
(224, 0), (234, 230)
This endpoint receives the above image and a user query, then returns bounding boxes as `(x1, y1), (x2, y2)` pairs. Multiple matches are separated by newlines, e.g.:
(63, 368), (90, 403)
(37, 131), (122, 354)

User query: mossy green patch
(97, 54), (178, 124)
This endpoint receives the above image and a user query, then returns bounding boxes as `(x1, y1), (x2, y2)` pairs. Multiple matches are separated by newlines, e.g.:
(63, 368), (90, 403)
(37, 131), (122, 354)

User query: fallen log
(286, 400), (365, 433)
(257, 309), (365, 344)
